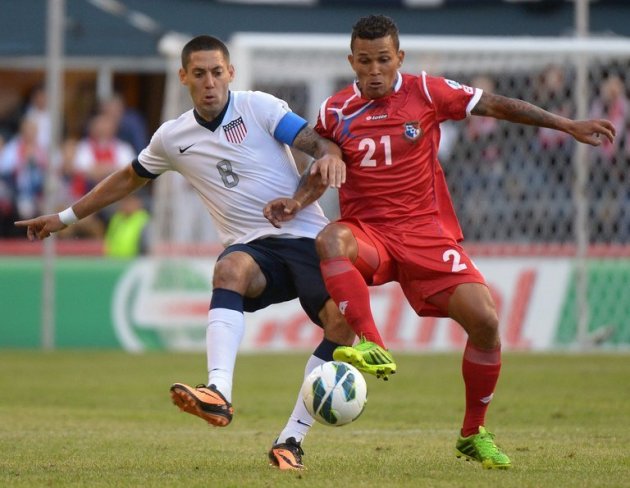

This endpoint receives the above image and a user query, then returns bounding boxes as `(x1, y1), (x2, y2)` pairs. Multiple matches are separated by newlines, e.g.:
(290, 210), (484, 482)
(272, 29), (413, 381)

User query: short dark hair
(351, 15), (400, 51)
(181, 35), (230, 69)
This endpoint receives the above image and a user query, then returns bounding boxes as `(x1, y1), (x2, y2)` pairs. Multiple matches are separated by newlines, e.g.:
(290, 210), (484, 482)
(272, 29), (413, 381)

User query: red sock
(461, 340), (501, 437)
(320, 257), (385, 347)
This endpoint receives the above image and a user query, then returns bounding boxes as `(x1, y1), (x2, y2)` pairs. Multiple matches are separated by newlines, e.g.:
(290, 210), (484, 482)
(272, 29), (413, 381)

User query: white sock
(206, 308), (245, 403)
(276, 354), (325, 444)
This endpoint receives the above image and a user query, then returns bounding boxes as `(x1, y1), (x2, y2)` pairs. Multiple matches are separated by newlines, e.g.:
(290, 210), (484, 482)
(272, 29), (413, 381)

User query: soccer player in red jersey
(265, 15), (615, 469)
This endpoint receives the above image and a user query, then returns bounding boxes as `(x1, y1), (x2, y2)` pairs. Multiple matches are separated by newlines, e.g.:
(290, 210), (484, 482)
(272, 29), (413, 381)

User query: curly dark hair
(351, 15), (400, 51)
(181, 35), (230, 69)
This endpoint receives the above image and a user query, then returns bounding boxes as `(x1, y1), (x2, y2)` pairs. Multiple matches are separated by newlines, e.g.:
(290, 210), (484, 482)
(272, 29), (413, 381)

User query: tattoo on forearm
(478, 93), (561, 130)
(296, 167), (310, 192)
(293, 127), (321, 157)
(294, 160), (325, 205)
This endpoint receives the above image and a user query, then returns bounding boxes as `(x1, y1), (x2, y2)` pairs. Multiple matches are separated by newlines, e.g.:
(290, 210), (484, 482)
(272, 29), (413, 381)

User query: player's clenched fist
(15, 214), (66, 241)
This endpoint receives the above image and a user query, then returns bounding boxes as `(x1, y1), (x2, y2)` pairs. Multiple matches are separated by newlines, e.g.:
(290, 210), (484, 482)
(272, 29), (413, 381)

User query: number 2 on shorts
(443, 249), (468, 272)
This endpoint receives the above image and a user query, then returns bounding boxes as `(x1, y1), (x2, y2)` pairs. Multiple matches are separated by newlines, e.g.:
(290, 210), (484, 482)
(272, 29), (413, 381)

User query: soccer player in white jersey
(15, 35), (384, 471)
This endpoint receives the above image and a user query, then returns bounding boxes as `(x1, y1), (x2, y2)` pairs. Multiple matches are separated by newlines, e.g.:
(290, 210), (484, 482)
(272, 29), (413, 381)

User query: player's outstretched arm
(472, 92), (616, 146)
(291, 126), (346, 188)
(15, 164), (149, 241)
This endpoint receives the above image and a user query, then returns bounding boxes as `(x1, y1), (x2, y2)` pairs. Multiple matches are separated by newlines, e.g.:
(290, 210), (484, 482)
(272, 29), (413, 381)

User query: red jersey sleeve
(314, 96), (333, 139)
(422, 73), (482, 123)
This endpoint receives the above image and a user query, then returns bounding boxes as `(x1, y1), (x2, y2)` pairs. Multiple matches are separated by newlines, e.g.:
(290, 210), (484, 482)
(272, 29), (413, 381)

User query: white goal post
(229, 33), (630, 118)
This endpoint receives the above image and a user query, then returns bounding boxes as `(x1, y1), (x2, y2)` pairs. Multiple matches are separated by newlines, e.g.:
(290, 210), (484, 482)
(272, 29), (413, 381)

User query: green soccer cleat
(455, 426), (512, 469)
(333, 338), (396, 380)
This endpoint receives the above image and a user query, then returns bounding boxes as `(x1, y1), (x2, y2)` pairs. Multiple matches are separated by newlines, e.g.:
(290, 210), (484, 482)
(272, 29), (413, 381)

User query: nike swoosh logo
(296, 419), (312, 427)
(179, 143), (195, 154)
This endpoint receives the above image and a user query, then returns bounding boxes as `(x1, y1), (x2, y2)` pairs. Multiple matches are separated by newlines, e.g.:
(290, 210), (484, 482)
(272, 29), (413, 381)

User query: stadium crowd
(442, 63), (630, 244)
(0, 85), (151, 248)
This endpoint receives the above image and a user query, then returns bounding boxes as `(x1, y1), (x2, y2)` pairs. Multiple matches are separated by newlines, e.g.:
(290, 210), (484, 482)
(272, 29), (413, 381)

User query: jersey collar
(353, 71), (403, 99)
(193, 91), (231, 132)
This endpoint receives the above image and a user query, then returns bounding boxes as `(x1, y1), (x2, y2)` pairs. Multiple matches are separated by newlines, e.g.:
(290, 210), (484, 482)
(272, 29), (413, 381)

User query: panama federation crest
(403, 121), (422, 142)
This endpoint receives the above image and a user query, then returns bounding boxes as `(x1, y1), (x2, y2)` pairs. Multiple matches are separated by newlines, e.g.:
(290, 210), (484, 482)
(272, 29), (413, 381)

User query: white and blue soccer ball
(301, 361), (368, 426)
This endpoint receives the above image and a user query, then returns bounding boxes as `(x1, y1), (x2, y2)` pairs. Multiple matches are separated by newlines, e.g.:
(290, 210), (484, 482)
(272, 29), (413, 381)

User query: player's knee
(481, 308), (499, 334)
(212, 254), (258, 291)
(315, 224), (352, 259)
(467, 305), (500, 345)
(213, 259), (240, 288)
(315, 225), (337, 258)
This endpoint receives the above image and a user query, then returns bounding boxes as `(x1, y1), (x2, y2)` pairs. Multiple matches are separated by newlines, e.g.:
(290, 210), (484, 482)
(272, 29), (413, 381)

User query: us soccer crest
(223, 117), (247, 144)
(403, 121), (422, 142)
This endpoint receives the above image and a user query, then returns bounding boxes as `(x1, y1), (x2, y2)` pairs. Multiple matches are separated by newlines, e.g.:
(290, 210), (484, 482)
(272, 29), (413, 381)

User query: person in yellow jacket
(104, 193), (149, 257)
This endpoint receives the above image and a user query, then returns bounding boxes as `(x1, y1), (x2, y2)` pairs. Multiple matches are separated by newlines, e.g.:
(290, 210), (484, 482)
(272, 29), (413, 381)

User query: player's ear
(178, 67), (187, 85)
(347, 53), (354, 67)
(228, 64), (235, 82)
(398, 50), (405, 67)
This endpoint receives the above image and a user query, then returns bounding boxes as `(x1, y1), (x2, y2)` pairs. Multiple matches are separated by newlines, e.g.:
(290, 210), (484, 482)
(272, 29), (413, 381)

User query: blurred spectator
(464, 75), (502, 162)
(52, 136), (104, 240)
(24, 85), (51, 149)
(0, 117), (47, 221)
(99, 93), (149, 154)
(104, 192), (150, 257)
(529, 65), (575, 240)
(60, 137), (79, 200)
(590, 73), (629, 162)
(71, 113), (136, 196)
(0, 87), (22, 143)
(588, 72), (630, 242)
(456, 75), (505, 222)
(0, 171), (14, 236)
(535, 65), (573, 153)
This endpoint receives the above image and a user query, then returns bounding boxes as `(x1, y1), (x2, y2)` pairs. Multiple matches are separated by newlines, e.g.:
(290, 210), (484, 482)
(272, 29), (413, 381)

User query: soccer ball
(301, 361), (367, 426)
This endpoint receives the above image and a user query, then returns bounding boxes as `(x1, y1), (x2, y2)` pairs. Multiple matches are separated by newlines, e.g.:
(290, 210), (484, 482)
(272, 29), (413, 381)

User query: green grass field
(1, 351), (629, 487)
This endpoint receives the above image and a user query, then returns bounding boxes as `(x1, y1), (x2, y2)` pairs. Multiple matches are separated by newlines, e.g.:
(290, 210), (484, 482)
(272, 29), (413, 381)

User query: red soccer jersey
(315, 72), (481, 242)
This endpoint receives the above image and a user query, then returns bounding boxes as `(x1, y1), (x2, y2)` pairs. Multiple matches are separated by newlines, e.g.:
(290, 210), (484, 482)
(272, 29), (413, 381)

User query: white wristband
(58, 207), (79, 226)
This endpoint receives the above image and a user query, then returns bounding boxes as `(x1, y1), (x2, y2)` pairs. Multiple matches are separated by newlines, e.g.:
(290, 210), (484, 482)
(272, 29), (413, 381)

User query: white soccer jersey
(136, 91), (329, 247)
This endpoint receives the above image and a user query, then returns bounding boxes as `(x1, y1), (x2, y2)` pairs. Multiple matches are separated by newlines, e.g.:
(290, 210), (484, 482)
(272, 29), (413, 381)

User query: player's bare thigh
(212, 251), (267, 298)
(428, 283), (500, 349)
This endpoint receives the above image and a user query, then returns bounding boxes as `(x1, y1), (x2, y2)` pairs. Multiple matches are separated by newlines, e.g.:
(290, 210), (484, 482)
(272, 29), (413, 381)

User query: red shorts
(338, 218), (487, 317)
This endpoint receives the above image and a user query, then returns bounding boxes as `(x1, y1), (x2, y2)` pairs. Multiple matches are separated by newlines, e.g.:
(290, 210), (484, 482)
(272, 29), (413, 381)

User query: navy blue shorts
(218, 237), (329, 326)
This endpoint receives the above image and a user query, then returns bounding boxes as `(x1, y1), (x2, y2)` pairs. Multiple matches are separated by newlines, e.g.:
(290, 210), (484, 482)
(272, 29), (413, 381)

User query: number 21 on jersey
(359, 136), (392, 167)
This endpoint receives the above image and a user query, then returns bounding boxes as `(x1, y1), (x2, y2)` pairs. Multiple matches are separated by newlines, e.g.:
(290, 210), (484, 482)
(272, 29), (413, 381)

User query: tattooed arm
(292, 125), (346, 188)
(472, 92), (616, 146)
(263, 126), (346, 228)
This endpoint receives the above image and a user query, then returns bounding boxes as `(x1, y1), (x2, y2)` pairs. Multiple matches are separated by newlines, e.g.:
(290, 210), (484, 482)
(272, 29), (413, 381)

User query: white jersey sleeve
(136, 119), (177, 177)
(247, 91), (291, 136)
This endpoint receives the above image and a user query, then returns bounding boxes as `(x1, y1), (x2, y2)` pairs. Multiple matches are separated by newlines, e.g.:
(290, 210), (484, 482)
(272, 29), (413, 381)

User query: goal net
(154, 33), (630, 349)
